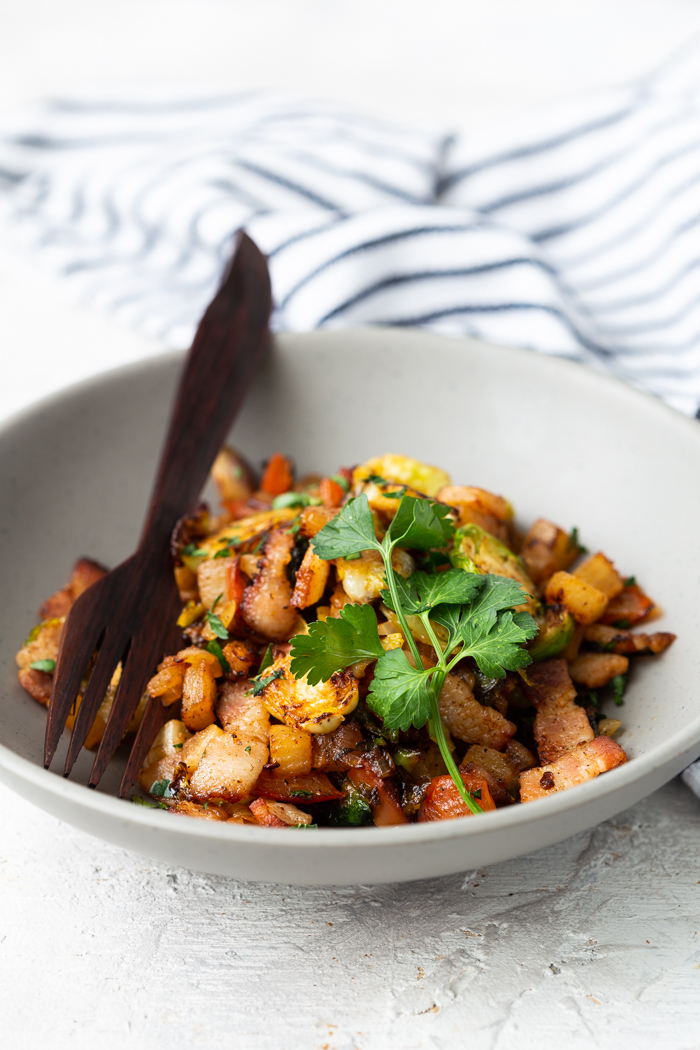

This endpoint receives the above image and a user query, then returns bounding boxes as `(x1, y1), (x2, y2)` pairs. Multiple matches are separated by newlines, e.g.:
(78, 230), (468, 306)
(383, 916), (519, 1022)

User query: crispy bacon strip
(519, 735), (627, 802)
(521, 658), (593, 764)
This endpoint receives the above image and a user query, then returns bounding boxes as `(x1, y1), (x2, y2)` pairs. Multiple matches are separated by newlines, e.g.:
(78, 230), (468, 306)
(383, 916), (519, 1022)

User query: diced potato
(147, 660), (186, 706)
(418, 771), (496, 822)
(221, 639), (257, 678)
(269, 724), (313, 777)
(520, 518), (577, 585)
(519, 735), (627, 802)
(261, 651), (359, 734)
(181, 660), (218, 731)
(544, 571), (609, 625)
(298, 505), (338, 538)
(438, 672), (516, 750)
(353, 453), (450, 498)
(137, 718), (191, 793)
(573, 552), (624, 600)
(569, 652), (629, 688)
(186, 725), (268, 802)
(598, 718), (622, 737)
(290, 543), (330, 609)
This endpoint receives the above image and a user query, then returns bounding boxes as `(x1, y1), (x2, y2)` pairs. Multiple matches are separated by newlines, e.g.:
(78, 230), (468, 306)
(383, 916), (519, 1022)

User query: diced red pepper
(260, 453), (294, 496)
(418, 771), (496, 822)
(600, 584), (655, 626)
(320, 477), (345, 509)
(347, 765), (408, 826)
(253, 772), (345, 803)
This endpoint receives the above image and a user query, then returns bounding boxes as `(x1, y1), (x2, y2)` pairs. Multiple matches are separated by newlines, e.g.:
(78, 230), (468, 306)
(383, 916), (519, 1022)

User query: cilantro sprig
(289, 493), (537, 816)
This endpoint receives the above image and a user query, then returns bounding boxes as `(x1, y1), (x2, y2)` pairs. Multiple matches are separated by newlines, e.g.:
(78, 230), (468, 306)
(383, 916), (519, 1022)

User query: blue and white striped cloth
(2, 41), (700, 418)
(2, 45), (700, 793)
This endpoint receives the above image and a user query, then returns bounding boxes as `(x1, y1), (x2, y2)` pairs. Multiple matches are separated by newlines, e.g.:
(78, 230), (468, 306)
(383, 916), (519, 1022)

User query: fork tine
(90, 586), (183, 790)
(63, 627), (130, 777)
(117, 694), (167, 799)
(45, 591), (106, 769)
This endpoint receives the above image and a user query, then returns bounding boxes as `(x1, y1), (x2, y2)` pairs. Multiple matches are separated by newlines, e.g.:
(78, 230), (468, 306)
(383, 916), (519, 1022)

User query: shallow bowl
(1, 328), (698, 885)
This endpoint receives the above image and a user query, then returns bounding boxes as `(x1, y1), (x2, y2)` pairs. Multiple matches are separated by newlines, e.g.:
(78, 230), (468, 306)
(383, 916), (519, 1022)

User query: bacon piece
(216, 679), (270, 743)
(438, 672), (516, 750)
(583, 623), (675, 656)
(17, 667), (53, 705)
(418, 770), (496, 822)
(38, 557), (108, 620)
(519, 735), (627, 802)
(521, 658), (593, 764)
(600, 584), (655, 626)
(250, 798), (288, 827)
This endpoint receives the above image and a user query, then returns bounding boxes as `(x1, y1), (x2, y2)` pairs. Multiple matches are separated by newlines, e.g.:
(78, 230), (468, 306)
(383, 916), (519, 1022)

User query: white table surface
(2, 3), (700, 1046)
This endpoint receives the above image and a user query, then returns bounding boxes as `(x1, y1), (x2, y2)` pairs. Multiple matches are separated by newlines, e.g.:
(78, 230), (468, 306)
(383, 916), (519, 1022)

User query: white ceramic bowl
(1, 328), (698, 885)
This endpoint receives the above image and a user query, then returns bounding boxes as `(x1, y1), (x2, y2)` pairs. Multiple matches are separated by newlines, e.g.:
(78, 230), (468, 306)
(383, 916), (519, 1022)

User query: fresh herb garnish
(624, 576), (636, 588)
(214, 538), (241, 559)
(245, 745), (252, 754)
(206, 597), (229, 640)
(291, 823), (319, 829)
(182, 543), (207, 559)
(611, 674), (627, 706)
(29, 658), (56, 673)
(289, 789), (314, 798)
(247, 668), (285, 697)
(150, 778), (173, 798)
(173, 742), (184, 749)
(272, 491), (322, 510)
(258, 644), (274, 676)
(202, 801), (209, 810)
(206, 639), (230, 674)
(569, 527), (588, 555)
(290, 493), (537, 815)
(132, 795), (168, 810)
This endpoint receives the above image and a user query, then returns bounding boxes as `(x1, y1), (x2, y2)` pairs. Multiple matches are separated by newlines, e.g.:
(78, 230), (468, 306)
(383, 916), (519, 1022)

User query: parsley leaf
(311, 494), (379, 560)
(29, 658), (56, 673)
(206, 639), (230, 674)
(611, 674), (627, 706)
(247, 668), (284, 697)
(132, 795), (168, 810)
(382, 568), (482, 615)
(258, 644), (274, 675)
(290, 603), (384, 685)
(150, 778), (173, 798)
(182, 543), (207, 558)
(387, 495), (455, 550)
(367, 648), (433, 731)
(206, 608), (229, 640)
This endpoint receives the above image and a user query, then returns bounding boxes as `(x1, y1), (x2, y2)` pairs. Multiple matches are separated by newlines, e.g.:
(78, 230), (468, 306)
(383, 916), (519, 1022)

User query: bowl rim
(2, 328), (700, 849)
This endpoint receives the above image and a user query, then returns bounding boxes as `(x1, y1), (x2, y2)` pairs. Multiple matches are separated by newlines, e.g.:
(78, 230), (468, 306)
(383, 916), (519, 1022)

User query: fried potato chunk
(438, 671), (516, 750)
(290, 543), (330, 609)
(181, 660), (218, 731)
(336, 548), (414, 604)
(183, 724), (268, 803)
(269, 724), (313, 776)
(568, 652), (629, 689)
(241, 528), (299, 641)
(521, 658), (594, 764)
(137, 718), (192, 794)
(573, 552), (624, 600)
(544, 571), (609, 625)
(519, 735), (627, 802)
(261, 651), (359, 734)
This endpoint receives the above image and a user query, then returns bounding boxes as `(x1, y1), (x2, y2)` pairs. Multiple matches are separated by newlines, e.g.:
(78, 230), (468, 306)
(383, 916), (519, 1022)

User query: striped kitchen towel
(1, 40), (700, 416)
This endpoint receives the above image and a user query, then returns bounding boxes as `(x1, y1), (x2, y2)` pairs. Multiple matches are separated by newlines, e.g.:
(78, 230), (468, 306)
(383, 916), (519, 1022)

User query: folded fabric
(1, 46), (699, 790)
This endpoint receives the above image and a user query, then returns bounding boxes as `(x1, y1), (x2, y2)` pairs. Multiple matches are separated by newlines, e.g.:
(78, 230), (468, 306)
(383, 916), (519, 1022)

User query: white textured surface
(2, 780), (700, 1048)
(3, 1), (700, 1044)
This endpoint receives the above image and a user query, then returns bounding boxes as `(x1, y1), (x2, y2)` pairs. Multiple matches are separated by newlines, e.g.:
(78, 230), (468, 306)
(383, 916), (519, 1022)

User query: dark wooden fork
(45, 231), (272, 797)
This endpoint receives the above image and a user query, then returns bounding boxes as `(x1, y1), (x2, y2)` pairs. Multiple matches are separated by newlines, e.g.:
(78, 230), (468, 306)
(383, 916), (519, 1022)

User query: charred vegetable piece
(583, 623), (676, 655)
(253, 771), (345, 803)
(260, 452), (294, 496)
(528, 606), (575, 662)
(600, 583), (655, 627)
(326, 780), (373, 825)
(520, 519), (578, 585)
(347, 764), (408, 825)
(418, 770), (496, 822)
(451, 524), (536, 614)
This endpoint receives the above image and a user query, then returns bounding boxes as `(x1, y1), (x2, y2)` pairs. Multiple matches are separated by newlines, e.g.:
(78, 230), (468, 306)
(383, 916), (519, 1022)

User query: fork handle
(138, 232), (272, 552)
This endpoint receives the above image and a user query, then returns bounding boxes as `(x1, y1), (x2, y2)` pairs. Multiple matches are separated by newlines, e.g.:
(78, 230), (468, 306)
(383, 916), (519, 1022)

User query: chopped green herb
(24, 624), (42, 646)
(247, 668), (285, 697)
(213, 541), (240, 559)
(472, 788), (482, 800)
(272, 491), (322, 510)
(206, 639), (231, 673)
(182, 542), (207, 558)
(251, 534), (266, 555)
(150, 778), (173, 798)
(29, 658), (56, 673)
(588, 690), (599, 708)
(206, 607), (229, 640)
(258, 644), (274, 676)
(611, 674), (627, 706)
(291, 823), (319, 829)
(173, 742), (183, 749)
(245, 745), (252, 754)
(613, 619), (631, 629)
(289, 519), (302, 536)
(624, 576), (636, 588)
(132, 795), (168, 810)
(202, 801), (209, 810)
(569, 527), (588, 555)
(289, 789), (314, 798)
